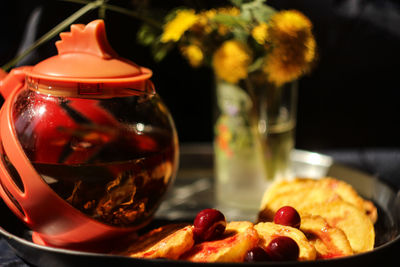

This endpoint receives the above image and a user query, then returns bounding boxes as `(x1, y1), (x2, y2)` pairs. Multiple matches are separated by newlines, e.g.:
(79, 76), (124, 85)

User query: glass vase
(213, 79), (268, 211)
(213, 75), (297, 212)
(255, 78), (297, 181)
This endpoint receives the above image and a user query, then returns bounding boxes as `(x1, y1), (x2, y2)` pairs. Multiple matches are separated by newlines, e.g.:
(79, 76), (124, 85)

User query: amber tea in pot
(0, 20), (178, 250)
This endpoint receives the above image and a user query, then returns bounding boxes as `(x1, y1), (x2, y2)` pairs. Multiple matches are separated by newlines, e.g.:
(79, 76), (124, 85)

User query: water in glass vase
(214, 121), (269, 212)
(263, 121), (295, 180)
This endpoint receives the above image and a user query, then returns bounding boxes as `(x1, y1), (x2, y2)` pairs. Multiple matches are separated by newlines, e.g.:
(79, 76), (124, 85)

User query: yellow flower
(216, 7), (240, 16)
(192, 7), (240, 36)
(251, 23), (269, 45)
(215, 7), (241, 36)
(191, 9), (216, 34)
(264, 10), (316, 86)
(181, 45), (204, 67)
(161, 9), (198, 43)
(212, 40), (252, 84)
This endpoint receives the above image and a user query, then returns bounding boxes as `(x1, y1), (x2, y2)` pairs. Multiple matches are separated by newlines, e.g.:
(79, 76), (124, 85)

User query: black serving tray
(1, 146), (400, 267)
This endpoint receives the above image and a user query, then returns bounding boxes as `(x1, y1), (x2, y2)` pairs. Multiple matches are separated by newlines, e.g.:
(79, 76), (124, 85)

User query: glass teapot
(0, 20), (178, 250)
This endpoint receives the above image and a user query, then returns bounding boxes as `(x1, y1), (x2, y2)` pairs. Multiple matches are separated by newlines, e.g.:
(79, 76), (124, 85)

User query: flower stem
(1, 0), (103, 71)
(61, 0), (162, 28)
(244, 77), (259, 120)
(103, 3), (162, 29)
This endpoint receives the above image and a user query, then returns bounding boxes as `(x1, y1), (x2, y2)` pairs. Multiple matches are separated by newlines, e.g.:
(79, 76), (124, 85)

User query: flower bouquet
(137, 0), (317, 209)
(138, 0), (315, 86)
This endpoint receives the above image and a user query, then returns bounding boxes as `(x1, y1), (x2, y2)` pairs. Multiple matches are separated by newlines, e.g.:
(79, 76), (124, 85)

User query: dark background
(1, 3), (400, 266)
(1, 0), (400, 151)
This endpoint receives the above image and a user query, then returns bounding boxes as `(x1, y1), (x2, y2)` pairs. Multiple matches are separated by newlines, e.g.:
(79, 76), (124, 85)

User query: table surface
(1, 144), (400, 267)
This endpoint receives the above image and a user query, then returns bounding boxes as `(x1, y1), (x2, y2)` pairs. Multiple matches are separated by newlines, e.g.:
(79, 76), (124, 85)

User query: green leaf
(232, 28), (249, 42)
(137, 24), (159, 46)
(164, 9), (179, 22)
(241, 0), (276, 23)
(212, 14), (248, 28)
(151, 42), (174, 62)
(163, 7), (191, 23)
(240, 8), (252, 22)
(229, 0), (243, 6)
(248, 56), (264, 73)
(153, 48), (168, 62)
(253, 5), (276, 22)
(230, 0), (262, 6)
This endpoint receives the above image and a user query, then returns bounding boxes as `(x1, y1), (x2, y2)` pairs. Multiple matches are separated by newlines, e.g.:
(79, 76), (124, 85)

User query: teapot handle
(0, 67), (30, 100)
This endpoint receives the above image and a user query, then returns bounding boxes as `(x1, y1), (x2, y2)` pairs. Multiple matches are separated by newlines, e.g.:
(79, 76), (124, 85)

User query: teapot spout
(0, 67), (29, 100)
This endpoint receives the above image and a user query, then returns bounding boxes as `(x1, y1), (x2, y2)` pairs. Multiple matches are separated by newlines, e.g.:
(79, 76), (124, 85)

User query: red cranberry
(244, 247), (271, 262)
(274, 206), (301, 228)
(265, 236), (300, 261)
(193, 209), (226, 242)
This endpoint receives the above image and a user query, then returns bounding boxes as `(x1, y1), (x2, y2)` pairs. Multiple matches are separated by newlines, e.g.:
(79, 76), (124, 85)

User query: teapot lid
(27, 20), (152, 89)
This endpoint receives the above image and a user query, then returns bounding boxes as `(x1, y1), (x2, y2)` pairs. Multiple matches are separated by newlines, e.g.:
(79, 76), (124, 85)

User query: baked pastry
(300, 215), (353, 259)
(254, 222), (316, 261)
(118, 223), (194, 259)
(258, 177), (377, 223)
(181, 221), (259, 262)
(300, 201), (375, 253)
